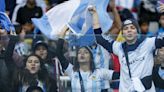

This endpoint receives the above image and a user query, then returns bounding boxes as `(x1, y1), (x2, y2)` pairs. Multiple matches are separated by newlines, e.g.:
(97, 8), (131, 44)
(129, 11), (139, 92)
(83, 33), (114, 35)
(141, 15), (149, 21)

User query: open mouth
(31, 67), (36, 70)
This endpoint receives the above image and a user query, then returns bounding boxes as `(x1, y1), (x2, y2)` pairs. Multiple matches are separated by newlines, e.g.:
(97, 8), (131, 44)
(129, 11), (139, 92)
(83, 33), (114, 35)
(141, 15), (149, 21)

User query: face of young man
(122, 24), (138, 44)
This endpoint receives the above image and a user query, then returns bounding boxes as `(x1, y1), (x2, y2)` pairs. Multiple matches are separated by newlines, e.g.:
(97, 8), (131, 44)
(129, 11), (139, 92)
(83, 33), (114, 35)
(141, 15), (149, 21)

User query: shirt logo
(91, 76), (97, 80)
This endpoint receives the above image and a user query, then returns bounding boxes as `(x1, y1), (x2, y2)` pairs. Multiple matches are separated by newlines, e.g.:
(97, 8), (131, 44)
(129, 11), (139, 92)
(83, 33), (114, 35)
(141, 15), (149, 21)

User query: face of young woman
(35, 45), (48, 59)
(122, 24), (138, 43)
(25, 56), (41, 74)
(77, 47), (91, 63)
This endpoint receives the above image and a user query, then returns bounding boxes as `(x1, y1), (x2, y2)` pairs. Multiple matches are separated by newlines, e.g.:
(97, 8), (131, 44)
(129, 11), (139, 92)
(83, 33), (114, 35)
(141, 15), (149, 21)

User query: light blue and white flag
(32, 0), (80, 40)
(0, 0), (5, 12)
(0, 0), (15, 32)
(0, 12), (15, 32)
(68, 0), (113, 35)
(115, 0), (134, 10)
(68, 27), (95, 46)
(67, 0), (113, 46)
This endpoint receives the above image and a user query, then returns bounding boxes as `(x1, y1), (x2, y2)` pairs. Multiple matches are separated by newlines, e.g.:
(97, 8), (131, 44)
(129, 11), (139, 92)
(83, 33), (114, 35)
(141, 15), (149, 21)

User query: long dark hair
(73, 46), (96, 73)
(22, 54), (48, 84)
(12, 54), (52, 91)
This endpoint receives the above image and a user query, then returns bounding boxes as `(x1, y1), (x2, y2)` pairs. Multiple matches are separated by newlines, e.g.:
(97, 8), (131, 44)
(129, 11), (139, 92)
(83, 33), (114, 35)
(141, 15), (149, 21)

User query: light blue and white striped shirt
(65, 64), (114, 92)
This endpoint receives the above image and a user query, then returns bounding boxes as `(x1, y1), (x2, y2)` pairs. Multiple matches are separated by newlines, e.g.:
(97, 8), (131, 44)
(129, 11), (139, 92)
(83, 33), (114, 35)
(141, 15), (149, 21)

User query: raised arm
(107, 0), (121, 35)
(4, 31), (18, 73)
(88, 6), (114, 53)
(56, 26), (70, 70)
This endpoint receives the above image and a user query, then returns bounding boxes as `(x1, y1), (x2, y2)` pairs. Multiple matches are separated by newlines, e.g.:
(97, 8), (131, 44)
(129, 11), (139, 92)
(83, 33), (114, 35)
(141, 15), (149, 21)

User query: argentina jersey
(65, 64), (114, 92)
(92, 44), (111, 90)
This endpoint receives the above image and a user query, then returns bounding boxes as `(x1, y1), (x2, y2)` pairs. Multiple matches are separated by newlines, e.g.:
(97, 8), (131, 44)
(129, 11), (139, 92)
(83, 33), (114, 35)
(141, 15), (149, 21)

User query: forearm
(107, 8), (121, 36)
(92, 11), (100, 29)
(111, 7), (122, 31)
(5, 35), (18, 73)
(56, 38), (69, 70)
(94, 28), (114, 53)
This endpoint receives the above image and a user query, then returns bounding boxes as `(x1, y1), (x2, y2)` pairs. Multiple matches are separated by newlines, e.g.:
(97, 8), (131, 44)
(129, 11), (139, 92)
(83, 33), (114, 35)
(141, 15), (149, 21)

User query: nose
(31, 62), (36, 66)
(127, 28), (132, 33)
(80, 52), (85, 56)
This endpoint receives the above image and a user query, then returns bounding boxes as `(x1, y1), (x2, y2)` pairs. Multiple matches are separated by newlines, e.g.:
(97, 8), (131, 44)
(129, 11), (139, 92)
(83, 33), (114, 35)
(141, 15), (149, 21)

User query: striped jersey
(91, 44), (111, 89)
(65, 64), (114, 92)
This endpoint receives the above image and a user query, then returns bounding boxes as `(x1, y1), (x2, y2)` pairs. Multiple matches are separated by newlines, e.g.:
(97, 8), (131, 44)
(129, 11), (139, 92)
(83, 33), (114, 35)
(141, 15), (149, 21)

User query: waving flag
(115, 0), (134, 10)
(0, 0), (15, 32)
(0, 12), (15, 32)
(32, 0), (80, 40)
(0, 0), (5, 12)
(68, 27), (95, 46)
(67, 0), (113, 46)
(68, 0), (113, 35)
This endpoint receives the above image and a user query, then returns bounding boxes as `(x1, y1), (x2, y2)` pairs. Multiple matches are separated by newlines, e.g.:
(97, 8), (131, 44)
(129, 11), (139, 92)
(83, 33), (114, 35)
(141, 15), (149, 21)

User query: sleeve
(4, 35), (19, 73)
(56, 38), (69, 70)
(38, 7), (43, 18)
(94, 28), (114, 53)
(155, 34), (164, 49)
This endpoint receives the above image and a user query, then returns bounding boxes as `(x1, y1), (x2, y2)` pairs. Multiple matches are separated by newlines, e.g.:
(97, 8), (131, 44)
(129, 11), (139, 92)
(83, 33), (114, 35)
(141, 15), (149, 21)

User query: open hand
(157, 1), (164, 13)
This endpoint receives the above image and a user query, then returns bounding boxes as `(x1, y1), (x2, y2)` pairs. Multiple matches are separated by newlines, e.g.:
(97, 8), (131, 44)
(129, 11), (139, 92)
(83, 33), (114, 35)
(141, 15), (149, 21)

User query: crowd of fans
(0, 0), (164, 92)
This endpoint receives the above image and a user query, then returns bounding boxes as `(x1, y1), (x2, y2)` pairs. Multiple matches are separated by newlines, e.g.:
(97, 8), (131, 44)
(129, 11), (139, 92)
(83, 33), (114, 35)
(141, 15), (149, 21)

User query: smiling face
(25, 55), (41, 74)
(122, 24), (138, 44)
(77, 47), (91, 63)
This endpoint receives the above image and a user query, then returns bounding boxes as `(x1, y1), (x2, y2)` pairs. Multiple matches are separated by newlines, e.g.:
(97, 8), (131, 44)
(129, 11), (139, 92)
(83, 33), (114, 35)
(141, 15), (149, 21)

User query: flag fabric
(0, 12), (15, 32)
(68, 0), (113, 35)
(0, 0), (5, 12)
(68, 27), (95, 46)
(115, 0), (134, 10)
(32, 0), (80, 40)
(67, 0), (113, 46)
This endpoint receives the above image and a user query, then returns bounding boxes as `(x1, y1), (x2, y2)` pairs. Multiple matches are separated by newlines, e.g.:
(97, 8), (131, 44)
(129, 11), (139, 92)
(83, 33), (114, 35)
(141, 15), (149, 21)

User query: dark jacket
(0, 35), (19, 92)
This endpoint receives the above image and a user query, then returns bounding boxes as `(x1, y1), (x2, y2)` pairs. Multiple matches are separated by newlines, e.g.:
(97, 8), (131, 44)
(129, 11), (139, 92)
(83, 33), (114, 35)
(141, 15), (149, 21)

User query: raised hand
(0, 28), (6, 35)
(88, 5), (97, 14)
(109, 0), (116, 10)
(157, 1), (164, 13)
(10, 30), (17, 36)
